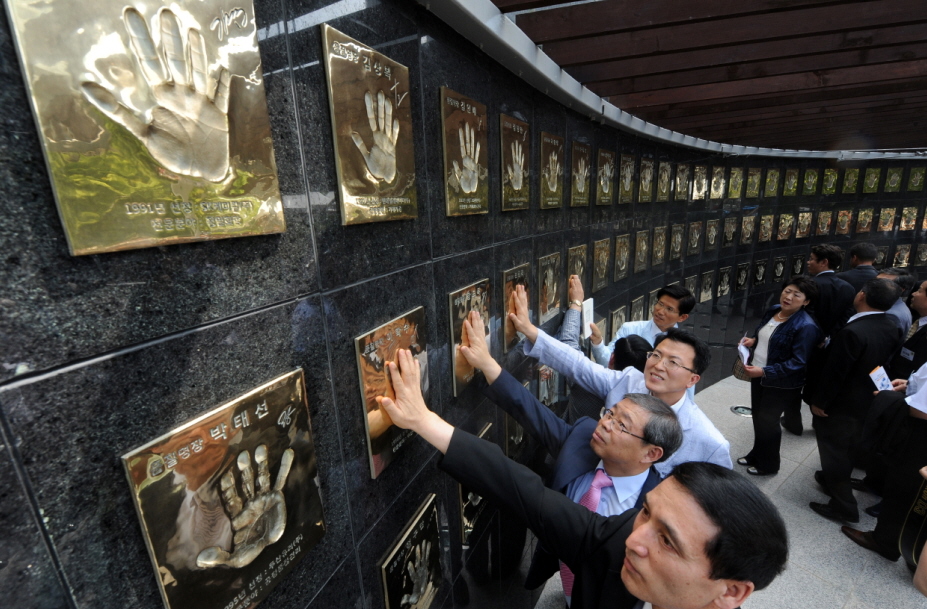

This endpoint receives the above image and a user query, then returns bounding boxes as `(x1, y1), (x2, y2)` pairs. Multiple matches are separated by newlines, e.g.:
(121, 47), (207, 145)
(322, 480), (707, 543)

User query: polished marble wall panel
(1, 0), (926, 608)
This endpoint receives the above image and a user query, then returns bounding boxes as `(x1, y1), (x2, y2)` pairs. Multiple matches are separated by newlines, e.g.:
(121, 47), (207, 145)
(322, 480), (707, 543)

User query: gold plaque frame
(440, 87), (488, 216)
(599, 149), (618, 205)
(617, 154), (633, 203)
(6, 0), (285, 255)
(639, 158), (654, 202)
(656, 162), (672, 202)
(817, 211), (833, 235)
(745, 168), (762, 198)
(675, 164), (690, 201)
(709, 166), (725, 199)
(571, 142), (592, 207)
(765, 169), (780, 197)
(568, 244), (588, 283)
(822, 168), (838, 194)
(503, 263), (529, 353)
(843, 168), (860, 193)
(614, 234), (630, 280)
(803, 169), (819, 195)
(693, 165), (708, 200)
(501, 114), (530, 211)
(540, 132), (565, 208)
(379, 494), (441, 609)
(458, 423), (492, 544)
(323, 24), (417, 225)
(449, 279), (491, 396)
(783, 169), (799, 196)
(728, 167), (744, 199)
(539, 252), (562, 324)
(592, 237), (610, 292)
(122, 369), (325, 609)
(355, 307), (428, 478)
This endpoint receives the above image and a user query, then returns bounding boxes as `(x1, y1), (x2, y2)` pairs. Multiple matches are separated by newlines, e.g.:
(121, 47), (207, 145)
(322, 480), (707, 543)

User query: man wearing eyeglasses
(456, 310), (683, 599)
(590, 284), (695, 368)
(509, 284), (732, 476)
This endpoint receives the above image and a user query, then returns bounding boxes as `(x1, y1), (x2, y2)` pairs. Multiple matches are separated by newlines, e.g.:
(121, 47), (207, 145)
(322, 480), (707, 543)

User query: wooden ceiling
(494, 0), (927, 152)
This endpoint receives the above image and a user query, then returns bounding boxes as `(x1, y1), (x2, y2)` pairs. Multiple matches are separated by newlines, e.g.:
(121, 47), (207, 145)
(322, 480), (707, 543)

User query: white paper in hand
(582, 298), (594, 339)
(869, 366), (892, 391)
(738, 335), (751, 365)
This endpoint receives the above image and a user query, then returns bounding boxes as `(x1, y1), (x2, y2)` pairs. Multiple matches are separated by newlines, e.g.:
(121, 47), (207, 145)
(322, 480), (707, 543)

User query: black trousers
(872, 418), (927, 558)
(813, 413), (862, 519)
(746, 380), (802, 472)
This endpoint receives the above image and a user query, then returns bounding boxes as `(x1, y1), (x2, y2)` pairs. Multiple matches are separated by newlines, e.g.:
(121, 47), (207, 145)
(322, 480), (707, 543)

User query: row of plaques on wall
(11, 2), (927, 255)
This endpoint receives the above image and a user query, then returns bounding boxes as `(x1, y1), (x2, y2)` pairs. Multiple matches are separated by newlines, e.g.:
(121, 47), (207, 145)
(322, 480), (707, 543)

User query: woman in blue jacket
(738, 276), (822, 475)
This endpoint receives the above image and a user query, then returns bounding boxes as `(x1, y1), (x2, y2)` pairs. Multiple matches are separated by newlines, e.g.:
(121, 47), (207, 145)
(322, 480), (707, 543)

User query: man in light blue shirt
(591, 284), (695, 367)
(876, 268), (914, 337)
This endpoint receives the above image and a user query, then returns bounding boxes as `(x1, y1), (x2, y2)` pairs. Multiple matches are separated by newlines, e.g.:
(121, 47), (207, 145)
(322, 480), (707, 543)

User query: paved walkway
(536, 376), (925, 609)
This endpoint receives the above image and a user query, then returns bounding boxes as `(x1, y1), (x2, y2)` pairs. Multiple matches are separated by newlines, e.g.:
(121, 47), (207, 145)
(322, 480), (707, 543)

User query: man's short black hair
(850, 242), (878, 263)
(783, 275), (819, 306)
(810, 244), (843, 270)
(653, 328), (711, 375)
(657, 284), (696, 316)
(862, 277), (901, 311)
(878, 267), (916, 298)
(623, 393), (683, 463)
(670, 462), (788, 591)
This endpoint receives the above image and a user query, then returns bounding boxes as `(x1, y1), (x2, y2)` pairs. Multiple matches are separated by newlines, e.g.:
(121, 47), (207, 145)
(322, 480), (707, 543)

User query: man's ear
(712, 581), (754, 609)
(677, 313), (689, 324)
(641, 445), (663, 464)
(686, 373), (701, 389)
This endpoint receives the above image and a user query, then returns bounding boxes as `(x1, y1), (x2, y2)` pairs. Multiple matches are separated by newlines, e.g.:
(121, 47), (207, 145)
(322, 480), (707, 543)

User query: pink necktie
(560, 469), (614, 597)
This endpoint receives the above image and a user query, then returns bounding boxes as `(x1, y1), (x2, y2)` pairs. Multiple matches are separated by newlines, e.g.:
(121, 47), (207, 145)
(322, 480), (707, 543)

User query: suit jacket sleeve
(439, 429), (637, 570)
(813, 325), (863, 411)
(479, 370), (574, 458)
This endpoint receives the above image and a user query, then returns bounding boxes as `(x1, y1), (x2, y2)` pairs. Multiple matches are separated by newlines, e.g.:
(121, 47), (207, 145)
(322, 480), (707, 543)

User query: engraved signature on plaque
(6, 0), (284, 254)
(323, 24), (416, 224)
(122, 369), (325, 609)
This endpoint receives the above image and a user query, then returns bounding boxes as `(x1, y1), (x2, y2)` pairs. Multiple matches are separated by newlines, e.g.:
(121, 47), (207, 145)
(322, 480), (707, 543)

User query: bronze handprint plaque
(675, 164), (690, 201)
(568, 244), (587, 285)
(613, 233), (630, 280)
(638, 158), (654, 202)
(709, 166), (726, 199)
(538, 252), (562, 324)
(458, 423), (492, 544)
(656, 162), (672, 201)
(121, 369), (325, 609)
(693, 165), (708, 200)
(592, 237), (610, 292)
(6, 0), (284, 255)
(440, 87), (488, 216)
(540, 132), (564, 208)
(355, 307), (429, 478)
(616, 153), (632, 204)
(502, 263), (530, 353)
(380, 494), (441, 609)
(570, 141), (591, 207)
(501, 114), (530, 211)
(598, 149), (617, 205)
(322, 24), (417, 225)
(449, 279), (490, 396)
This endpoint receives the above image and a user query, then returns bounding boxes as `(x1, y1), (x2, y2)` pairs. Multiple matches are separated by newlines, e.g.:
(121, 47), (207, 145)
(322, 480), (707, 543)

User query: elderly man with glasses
(456, 310), (683, 601)
(509, 284), (732, 477)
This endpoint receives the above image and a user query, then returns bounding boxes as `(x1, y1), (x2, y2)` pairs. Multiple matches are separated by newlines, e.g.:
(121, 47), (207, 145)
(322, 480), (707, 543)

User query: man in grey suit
(508, 284), (732, 475)
(837, 242), (878, 291)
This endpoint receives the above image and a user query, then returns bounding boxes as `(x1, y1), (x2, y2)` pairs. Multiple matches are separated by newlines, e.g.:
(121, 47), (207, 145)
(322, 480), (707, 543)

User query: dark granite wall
(0, 1), (924, 608)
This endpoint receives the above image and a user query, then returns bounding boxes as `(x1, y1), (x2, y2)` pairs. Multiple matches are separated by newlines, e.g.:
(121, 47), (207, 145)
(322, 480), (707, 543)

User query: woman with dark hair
(738, 276), (822, 475)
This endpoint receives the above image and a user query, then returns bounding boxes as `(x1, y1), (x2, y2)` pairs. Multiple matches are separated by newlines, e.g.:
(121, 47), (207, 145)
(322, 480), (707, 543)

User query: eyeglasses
(599, 407), (648, 442)
(646, 351), (697, 374)
(653, 300), (678, 315)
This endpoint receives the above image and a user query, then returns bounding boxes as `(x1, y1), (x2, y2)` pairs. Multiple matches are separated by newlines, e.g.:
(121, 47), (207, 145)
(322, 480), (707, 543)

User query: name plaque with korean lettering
(6, 0), (285, 255)
(122, 369), (325, 609)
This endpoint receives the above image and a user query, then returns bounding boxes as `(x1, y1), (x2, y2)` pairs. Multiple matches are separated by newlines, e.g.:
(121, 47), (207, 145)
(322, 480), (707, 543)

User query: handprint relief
(196, 445), (294, 569)
(400, 540), (436, 609)
(545, 151), (561, 192)
(507, 141), (527, 191)
(620, 161), (633, 193)
(600, 160), (615, 194)
(82, 8), (231, 181)
(353, 90), (399, 185)
(574, 157), (589, 193)
(453, 122), (480, 193)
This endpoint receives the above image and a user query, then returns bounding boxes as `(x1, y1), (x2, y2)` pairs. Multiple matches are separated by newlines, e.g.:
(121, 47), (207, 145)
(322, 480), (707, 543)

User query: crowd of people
(379, 241), (927, 609)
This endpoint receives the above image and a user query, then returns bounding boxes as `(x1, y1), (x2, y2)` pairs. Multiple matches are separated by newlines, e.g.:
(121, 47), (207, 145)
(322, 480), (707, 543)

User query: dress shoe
(809, 501), (859, 523)
(780, 416), (802, 436)
(864, 501), (882, 518)
(747, 466), (776, 476)
(840, 527), (899, 561)
(849, 477), (881, 496)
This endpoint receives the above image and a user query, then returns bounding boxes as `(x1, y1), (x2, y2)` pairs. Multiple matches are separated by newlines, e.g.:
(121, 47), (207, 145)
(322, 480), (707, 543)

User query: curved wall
(0, 1), (924, 608)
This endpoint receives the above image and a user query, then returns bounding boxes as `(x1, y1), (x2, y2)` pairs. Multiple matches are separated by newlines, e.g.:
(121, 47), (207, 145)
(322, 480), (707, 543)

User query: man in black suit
(457, 310), (683, 595)
(378, 349), (789, 609)
(809, 278), (904, 523)
(798, 245), (857, 433)
(889, 278), (927, 381)
(837, 242), (879, 292)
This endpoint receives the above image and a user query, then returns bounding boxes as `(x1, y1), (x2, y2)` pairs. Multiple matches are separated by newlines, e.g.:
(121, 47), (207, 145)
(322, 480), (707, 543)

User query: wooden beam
(610, 60), (927, 108)
(516, 0), (840, 43)
(542, 2), (924, 66)
(568, 24), (927, 83)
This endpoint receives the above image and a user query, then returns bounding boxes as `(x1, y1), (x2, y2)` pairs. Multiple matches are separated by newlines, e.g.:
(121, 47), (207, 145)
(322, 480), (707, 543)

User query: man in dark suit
(457, 310), (683, 594)
(378, 348), (788, 609)
(798, 244), (857, 433)
(809, 278), (904, 523)
(837, 242), (879, 292)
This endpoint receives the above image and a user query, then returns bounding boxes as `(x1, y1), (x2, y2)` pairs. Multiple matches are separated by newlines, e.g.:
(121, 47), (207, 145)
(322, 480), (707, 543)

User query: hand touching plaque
(197, 446), (294, 569)
(82, 9), (231, 181)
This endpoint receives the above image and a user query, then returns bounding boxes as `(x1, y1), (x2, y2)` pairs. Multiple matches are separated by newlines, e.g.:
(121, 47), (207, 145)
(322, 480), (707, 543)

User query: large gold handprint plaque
(6, 0), (284, 255)
(540, 132), (564, 208)
(440, 87), (488, 216)
(122, 369), (325, 609)
(501, 113), (531, 211)
(322, 25), (417, 224)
